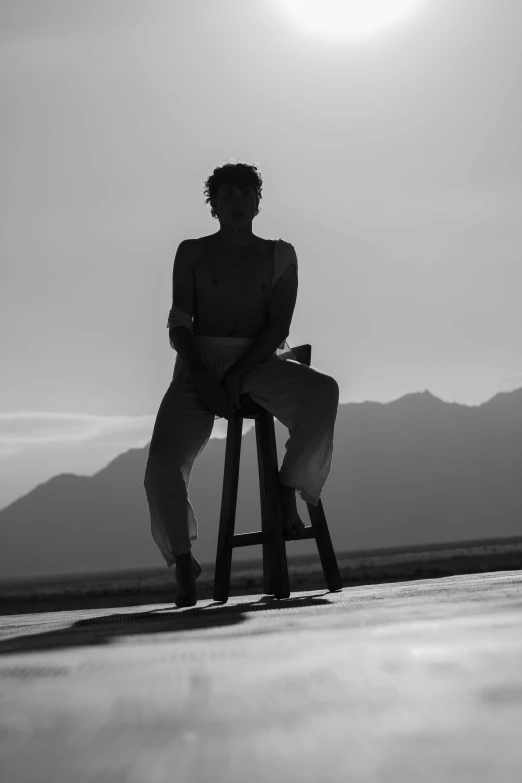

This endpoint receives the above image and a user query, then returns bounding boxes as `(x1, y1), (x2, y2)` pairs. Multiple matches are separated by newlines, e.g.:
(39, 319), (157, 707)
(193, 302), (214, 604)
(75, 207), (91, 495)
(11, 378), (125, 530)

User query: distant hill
(1, 389), (521, 580)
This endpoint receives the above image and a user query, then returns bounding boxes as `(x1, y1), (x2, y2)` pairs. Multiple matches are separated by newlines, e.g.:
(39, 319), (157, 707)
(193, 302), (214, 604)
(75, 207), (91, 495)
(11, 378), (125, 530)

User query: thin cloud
(0, 412), (154, 457)
(0, 410), (255, 457)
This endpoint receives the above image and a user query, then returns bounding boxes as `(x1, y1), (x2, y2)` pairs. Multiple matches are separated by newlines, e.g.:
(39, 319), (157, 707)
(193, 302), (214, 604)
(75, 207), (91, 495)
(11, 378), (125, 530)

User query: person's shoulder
(276, 238), (296, 250)
(179, 235), (212, 263)
(191, 234), (215, 245)
(183, 235), (210, 250)
(276, 239), (297, 261)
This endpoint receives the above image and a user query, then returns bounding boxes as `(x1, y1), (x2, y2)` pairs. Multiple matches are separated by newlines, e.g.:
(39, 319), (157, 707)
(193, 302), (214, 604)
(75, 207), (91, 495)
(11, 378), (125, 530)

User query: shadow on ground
(0, 592), (335, 656)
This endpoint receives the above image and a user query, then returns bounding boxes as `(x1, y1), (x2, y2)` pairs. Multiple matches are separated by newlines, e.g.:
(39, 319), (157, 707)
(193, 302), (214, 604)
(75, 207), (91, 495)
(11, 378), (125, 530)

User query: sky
(1, 0), (522, 512)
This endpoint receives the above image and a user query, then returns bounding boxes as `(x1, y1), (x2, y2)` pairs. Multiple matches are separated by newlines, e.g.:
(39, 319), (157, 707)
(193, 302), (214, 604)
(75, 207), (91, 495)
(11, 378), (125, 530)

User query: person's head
(203, 159), (263, 227)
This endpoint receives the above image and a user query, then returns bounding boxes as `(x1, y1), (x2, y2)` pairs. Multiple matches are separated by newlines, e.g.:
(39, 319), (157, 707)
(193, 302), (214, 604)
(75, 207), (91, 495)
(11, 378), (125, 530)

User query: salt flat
(1, 571), (521, 782)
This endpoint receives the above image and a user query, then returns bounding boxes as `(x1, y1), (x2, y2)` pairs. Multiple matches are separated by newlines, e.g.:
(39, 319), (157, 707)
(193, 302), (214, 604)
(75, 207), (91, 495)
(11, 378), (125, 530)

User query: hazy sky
(1, 0), (522, 511)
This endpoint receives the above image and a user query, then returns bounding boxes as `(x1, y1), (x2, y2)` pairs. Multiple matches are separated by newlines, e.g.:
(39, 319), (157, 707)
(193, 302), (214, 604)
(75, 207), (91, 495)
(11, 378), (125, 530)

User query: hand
(192, 369), (235, 419)
(222, 367), (244, 413)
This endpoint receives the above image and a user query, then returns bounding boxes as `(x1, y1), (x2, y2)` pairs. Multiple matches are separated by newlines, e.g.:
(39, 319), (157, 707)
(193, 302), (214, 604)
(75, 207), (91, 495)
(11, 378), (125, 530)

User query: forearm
(230, 323), (288, 378)
(169, 326), (209, 379)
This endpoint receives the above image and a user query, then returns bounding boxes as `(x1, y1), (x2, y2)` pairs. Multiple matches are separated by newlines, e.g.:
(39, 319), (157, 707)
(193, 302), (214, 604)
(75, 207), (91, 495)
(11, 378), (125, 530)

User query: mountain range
(1, 388), (521, 581)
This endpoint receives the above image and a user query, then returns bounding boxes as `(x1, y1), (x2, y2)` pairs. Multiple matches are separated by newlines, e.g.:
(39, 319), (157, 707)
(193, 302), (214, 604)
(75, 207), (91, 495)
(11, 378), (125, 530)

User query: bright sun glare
(273, 0), (426, 41)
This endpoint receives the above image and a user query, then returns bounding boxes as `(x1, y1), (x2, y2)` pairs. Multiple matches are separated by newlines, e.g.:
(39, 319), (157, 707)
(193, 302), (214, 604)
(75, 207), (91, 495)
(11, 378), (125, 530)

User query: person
(144, 160), (339, 607)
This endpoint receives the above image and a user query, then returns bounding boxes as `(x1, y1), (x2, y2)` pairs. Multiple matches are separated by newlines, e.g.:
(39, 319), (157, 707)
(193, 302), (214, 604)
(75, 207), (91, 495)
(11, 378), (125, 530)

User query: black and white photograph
(1, 1), (521, 780)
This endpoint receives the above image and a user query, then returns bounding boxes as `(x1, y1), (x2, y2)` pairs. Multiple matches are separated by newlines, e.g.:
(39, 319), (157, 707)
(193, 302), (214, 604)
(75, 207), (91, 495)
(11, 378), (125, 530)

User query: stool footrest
(229, 526), (315, 548)
(230, 531), (268, 548)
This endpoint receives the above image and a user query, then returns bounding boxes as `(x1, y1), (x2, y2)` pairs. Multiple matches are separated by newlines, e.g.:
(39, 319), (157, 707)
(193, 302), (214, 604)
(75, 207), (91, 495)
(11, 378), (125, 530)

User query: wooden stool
(213, 343), (343, 602)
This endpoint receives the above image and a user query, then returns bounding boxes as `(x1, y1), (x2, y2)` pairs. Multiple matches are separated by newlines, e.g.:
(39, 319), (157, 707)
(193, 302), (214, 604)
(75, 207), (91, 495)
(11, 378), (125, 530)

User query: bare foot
(174, 552), (201, 608)
(280, 483), (306, 538)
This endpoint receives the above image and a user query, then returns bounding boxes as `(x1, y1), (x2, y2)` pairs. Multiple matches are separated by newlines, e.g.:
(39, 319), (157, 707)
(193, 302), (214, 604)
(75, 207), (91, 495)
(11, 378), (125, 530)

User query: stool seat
(213, 343), (343, 602)
(236, 394), (266, 418)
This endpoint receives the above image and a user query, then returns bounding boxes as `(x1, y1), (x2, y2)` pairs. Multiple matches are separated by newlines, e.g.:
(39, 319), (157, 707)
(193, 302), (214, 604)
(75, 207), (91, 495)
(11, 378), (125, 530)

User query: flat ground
(1, 570), (521, 782)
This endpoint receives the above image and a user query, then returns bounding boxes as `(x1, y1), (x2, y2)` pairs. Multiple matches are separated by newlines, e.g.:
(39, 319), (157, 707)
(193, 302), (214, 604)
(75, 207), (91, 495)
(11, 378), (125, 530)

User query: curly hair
(203, 158), (263, 219)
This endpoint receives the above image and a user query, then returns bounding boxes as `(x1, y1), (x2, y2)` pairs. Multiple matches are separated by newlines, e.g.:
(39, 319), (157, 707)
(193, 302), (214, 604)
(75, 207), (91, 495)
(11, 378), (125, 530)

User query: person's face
(213, 183), (258, 224)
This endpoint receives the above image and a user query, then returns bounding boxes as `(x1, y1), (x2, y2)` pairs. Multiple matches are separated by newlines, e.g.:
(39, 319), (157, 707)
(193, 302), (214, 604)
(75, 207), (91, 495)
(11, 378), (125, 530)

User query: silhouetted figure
(144, 161), (339, 607)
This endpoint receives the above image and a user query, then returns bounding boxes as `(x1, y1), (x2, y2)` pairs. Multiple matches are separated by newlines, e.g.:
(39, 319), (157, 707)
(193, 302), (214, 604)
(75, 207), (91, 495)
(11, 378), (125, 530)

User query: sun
(272, 0), (426, 42)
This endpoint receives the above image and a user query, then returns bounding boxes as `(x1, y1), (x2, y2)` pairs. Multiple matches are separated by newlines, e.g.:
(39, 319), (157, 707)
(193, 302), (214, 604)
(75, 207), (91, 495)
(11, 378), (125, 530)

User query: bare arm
(167, 240), (209, 380)
(229, 261), (298, 379)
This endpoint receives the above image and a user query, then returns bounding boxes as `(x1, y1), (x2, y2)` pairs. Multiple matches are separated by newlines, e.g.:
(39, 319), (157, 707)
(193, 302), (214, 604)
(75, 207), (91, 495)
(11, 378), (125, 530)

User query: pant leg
(144, 358), (215, 566)
(241, 357), (339, 506)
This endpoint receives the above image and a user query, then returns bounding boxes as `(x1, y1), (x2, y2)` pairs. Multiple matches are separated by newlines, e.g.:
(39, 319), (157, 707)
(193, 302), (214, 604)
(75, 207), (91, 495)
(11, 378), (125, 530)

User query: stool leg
(257, 411), (290, 599)
(306, 500), (343, 592)
(255, 417), (273, 595)
(213, 414), (243, 602)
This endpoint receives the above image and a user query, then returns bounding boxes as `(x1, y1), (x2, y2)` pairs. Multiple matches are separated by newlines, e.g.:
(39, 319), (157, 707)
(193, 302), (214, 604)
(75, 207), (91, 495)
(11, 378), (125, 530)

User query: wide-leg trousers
(144, 335), (339, 567)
